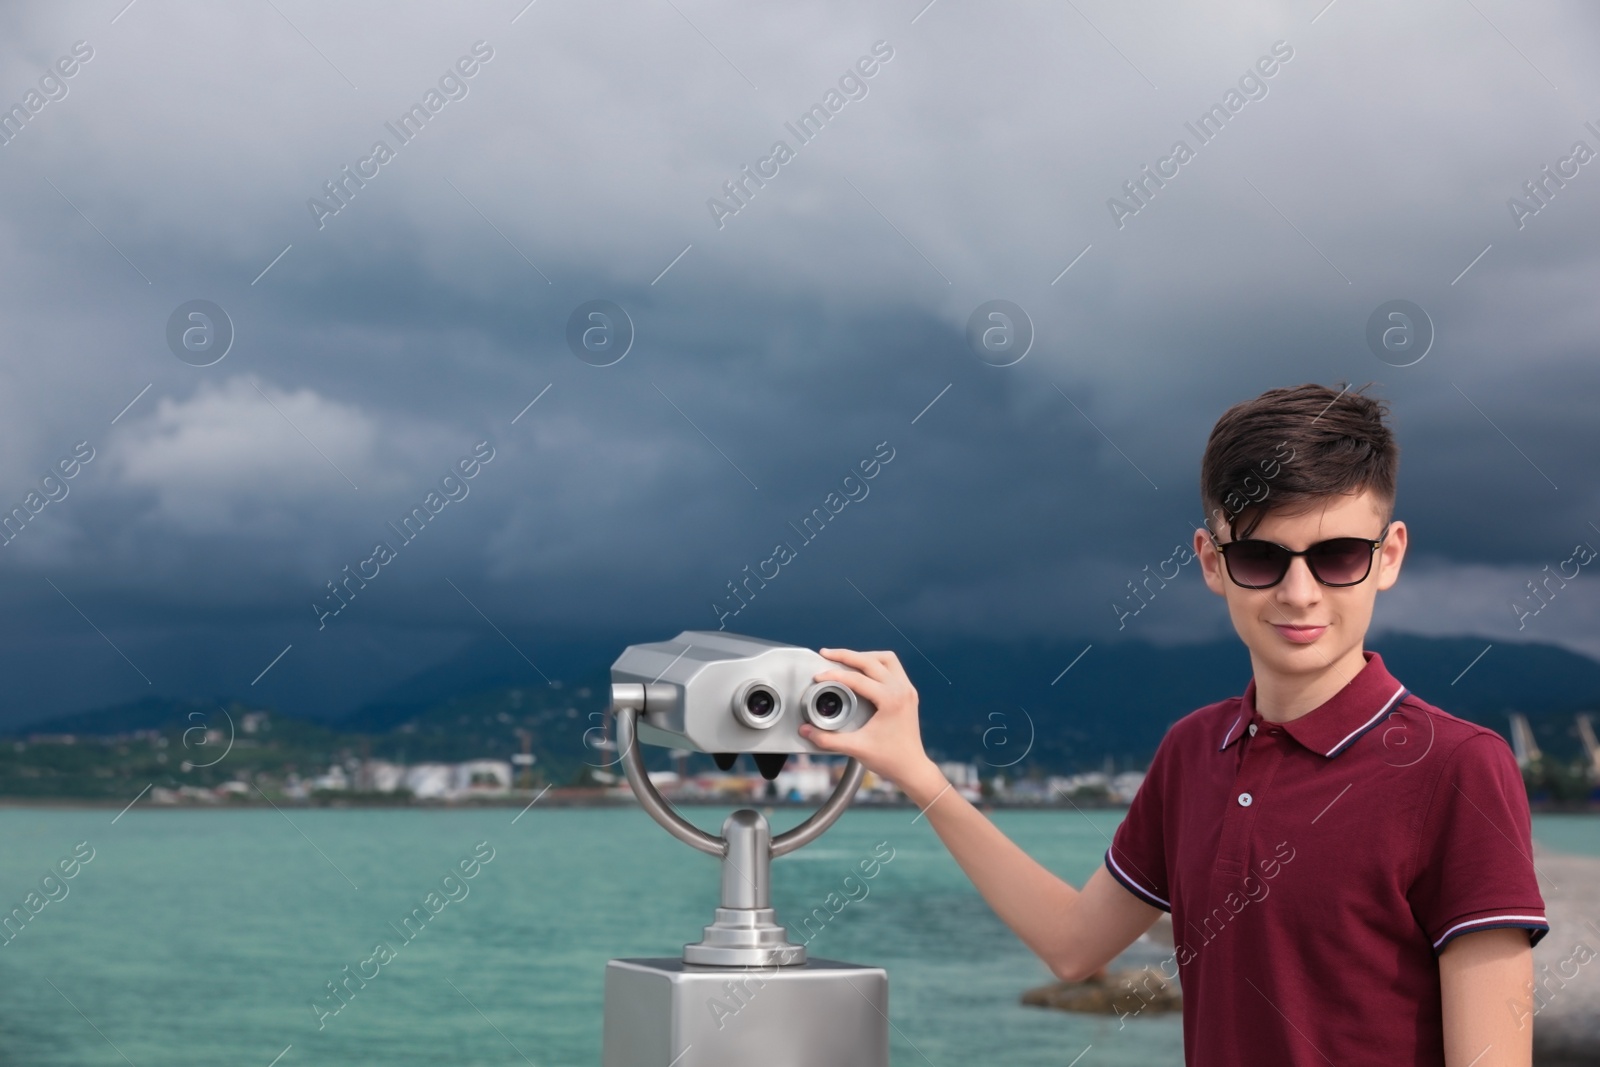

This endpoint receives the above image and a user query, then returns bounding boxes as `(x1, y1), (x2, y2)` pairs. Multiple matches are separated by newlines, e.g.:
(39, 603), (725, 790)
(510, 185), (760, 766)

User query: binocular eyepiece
(731, 679), (856, 732)
(799, 681), (854, 730)
(610, 631), (875, 767)
(731, 681), (781, 729)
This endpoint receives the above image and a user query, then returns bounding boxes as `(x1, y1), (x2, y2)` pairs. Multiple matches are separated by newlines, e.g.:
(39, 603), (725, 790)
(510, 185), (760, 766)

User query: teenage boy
(802, 383), (1547, 1066)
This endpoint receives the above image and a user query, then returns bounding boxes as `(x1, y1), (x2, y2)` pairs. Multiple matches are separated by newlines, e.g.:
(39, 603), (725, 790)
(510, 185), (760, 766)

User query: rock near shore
(1020, 965), (1181, 1018)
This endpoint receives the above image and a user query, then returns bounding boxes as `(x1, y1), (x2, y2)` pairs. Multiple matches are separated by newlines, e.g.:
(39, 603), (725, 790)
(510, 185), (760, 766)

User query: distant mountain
(11, 694), (228, 737)
(336, 630), (623, 733)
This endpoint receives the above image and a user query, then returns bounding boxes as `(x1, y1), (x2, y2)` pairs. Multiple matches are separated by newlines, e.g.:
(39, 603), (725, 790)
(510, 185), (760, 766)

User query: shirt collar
(1219, 650), (1409, 758)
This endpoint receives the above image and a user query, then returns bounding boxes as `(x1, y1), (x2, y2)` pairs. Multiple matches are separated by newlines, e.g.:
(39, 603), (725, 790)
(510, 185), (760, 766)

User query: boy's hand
(801, 647), (940, 796)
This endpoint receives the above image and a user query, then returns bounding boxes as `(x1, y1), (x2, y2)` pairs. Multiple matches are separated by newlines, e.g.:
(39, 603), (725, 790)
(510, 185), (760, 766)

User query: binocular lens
(801, 683), (852, 731)
(732, 682), (782, 729)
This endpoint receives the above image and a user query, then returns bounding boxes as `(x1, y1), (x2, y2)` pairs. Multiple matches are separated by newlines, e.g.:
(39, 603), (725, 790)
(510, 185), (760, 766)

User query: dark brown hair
(1200, 381), (1399, 542)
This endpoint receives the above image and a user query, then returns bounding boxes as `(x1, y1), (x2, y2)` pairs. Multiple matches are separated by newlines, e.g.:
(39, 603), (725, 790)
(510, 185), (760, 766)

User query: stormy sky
(0, 0), (1597, 725)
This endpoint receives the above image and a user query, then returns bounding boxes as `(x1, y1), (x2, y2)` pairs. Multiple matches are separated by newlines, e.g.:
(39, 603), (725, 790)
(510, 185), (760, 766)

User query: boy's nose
(1275, 556), (1322, 602)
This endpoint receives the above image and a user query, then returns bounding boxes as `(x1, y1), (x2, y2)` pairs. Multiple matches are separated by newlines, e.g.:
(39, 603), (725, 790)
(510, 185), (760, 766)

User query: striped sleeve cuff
(1103, 848), (1171, 912)
(1430, 909), (1549, 952)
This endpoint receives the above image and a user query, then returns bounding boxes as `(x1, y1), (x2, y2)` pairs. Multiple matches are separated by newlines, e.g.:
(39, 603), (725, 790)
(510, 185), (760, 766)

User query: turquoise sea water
(0, 806), (1591, 1066)
(1530, 812), (1600, 857)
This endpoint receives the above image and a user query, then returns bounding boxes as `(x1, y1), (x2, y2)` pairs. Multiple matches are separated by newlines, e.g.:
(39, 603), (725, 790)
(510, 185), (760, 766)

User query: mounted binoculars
(601, 631), (890, 1067)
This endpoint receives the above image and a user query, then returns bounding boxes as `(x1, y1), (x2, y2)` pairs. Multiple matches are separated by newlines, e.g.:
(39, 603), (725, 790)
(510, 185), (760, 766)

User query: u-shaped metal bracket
(611, 705), (865, 858)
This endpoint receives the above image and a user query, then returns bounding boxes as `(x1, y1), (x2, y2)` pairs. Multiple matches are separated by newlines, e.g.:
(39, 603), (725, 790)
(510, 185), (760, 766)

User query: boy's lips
(1271, 623), (1327, 644)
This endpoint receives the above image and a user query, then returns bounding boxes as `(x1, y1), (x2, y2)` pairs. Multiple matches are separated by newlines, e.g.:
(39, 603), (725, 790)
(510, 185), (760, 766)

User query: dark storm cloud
(0, 0), (1596, 722)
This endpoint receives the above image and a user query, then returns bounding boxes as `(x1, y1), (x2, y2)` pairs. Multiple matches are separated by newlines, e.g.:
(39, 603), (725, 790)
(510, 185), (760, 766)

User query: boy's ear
(1374, 521), (1407, 590)
(1197, 528), (1228, 597)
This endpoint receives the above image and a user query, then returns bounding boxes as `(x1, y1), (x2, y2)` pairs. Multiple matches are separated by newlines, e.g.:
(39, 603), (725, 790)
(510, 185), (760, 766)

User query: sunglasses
(1209, 524), (1392, 589)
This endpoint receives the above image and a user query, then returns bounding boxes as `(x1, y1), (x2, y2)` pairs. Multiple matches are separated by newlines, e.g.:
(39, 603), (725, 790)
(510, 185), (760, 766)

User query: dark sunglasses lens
(1227, 540), (1289, 587)
(1307, 539), (1374, 584)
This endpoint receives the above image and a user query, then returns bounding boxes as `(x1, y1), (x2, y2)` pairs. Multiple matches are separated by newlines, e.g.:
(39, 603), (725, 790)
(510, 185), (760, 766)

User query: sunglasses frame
(1207, 522), (1394, 589)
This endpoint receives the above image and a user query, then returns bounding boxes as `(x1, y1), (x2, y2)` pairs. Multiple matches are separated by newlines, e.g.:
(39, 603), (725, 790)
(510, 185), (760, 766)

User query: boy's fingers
(837, 647), (906, 686)
(800, 724), (854, 756)
(818, 646), (890, 683)
(813, 668), (889, 709)
(870, 650), (910, 682)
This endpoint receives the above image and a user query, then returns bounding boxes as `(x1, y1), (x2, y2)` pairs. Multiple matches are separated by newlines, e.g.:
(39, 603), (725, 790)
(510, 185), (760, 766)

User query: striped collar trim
(1219, 711), (1246, 751)
(1219, 651), (1411, 758)
(1320, 683), (1408, 757)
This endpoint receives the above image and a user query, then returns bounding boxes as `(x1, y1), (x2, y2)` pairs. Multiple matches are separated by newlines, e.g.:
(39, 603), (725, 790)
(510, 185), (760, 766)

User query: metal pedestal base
(602, 957), (889, 1067)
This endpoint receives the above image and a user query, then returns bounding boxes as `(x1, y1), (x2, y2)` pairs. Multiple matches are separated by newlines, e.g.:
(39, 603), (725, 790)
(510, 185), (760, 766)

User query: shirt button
(1248, 723), (1258, 737)
(1238, 792), (1253, 807)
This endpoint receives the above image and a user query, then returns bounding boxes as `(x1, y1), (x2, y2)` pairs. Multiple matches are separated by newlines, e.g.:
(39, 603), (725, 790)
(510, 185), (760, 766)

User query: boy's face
(1196, 488), (1407, 683)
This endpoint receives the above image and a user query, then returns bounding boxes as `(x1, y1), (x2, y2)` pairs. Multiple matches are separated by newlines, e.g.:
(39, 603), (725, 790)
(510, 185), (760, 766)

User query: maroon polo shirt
(1106, 649), (1547, 1066)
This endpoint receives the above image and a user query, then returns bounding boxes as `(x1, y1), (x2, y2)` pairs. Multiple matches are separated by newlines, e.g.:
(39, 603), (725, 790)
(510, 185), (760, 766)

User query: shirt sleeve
(1105, 727), (1173, 911)
(1408, 731), (1548, 952)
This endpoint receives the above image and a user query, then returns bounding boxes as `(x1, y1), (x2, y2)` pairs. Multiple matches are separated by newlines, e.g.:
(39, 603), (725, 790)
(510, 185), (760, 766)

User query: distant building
(859, 769), (902, 800)
(311, 764), (350, 792)
(402, 763), (455, 799)
(243, 758), (517, 802)
(1109, 771), (1146, 804)
(938, 761), (983, 801)
(362, 760), (406, 793)
(774, 754), (835, 801)
(675, 772), (765, 801)
(994, 769), (1144, 805)
(152, 785), (221, 804)
(454, 760), (513, 795)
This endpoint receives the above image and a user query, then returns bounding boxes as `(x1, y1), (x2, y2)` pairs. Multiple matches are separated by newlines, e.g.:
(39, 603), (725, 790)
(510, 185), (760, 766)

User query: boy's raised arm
(803, 647), (1163, 980)
(1439, 926), (1534, 1067)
